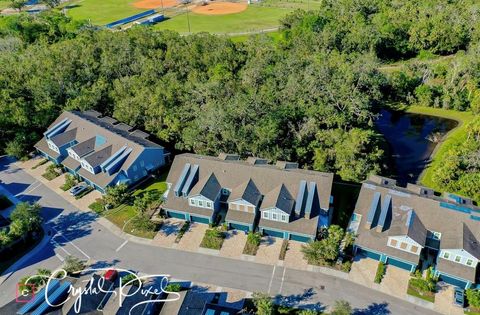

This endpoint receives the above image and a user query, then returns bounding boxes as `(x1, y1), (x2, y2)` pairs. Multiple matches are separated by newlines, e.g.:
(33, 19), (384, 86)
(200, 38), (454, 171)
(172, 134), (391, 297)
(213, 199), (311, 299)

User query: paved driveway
(0, 157), (440, 314)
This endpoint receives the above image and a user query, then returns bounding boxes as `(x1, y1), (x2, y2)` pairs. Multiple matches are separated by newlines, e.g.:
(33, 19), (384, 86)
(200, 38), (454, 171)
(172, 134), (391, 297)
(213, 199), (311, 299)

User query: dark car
(454, 287), (465, 307)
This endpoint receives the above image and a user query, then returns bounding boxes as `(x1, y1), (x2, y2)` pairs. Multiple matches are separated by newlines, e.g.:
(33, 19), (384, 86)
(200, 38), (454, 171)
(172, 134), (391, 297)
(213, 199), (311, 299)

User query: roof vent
(83, 110), (102, 118)
(368, 175), (396, 187)
(218, 153), (240, 161)
(406, 183), (434, 197)
(115, 123), (135, 132)
(246, 157), (268, 165)
(100, 116), (117, 125)
(276, 161), (298, 170)
(130, 130), (150, 139)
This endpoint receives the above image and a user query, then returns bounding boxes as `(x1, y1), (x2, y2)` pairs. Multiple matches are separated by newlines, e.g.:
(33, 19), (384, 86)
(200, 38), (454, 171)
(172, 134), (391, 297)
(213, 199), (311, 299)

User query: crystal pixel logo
(16, 283), (36, 303)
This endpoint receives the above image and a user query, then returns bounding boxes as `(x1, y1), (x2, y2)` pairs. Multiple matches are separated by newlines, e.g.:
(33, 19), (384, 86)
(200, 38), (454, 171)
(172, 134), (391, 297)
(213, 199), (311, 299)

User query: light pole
(181, 0), (192, 33)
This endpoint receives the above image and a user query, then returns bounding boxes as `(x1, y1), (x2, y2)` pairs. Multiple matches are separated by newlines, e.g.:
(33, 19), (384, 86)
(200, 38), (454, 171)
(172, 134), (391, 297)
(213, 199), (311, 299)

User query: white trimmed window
(443, 252), (450, 259)
(455, 256), (461, 263)
(466, 259), (473, 266)
(281, 214), (286, 222)
(272, 213), (277, 220)
(189, 199), (195, 206)
(263, 212), (269, 219)
(206, 201), (212, 208)
(198, 200), (204, 207)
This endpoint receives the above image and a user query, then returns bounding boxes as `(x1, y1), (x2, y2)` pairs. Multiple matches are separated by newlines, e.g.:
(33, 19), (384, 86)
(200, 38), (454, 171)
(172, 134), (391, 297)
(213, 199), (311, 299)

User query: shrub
(60, 174), (76, 191)
(340, 260), (352, 273)
(302, 225), (345, 265)
(130, 214), (156, 232)
(63, 255), (85, 275)
(88, 199), (105, 214)
(31, 159), (48, 170)
(134, 191), (161, 214)
(243, 232), (261, 255)
(165, 283), (182, 292)
(42, 164), (61, 180)
(175, 222), (190, 243)
(374, 262), (386, 283)
(121, 273), (140, 286)
(252, 292), (274, 315)
(466, 289), (480, 308)
(331, 300), (352, 315)
(104, 184), (129, 208)
(200, 228), (225, 250)
(279, 240), (288, 260)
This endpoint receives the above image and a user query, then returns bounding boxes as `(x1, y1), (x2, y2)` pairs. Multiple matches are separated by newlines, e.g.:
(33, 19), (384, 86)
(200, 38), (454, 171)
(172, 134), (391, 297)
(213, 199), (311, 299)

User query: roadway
(0, 157), (438, 314)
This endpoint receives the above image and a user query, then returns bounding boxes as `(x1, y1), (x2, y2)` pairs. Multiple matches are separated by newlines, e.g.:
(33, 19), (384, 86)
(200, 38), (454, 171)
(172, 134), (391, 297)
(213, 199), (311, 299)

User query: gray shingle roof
(189, 173), (222, 201)
(70, 137), (96, 157)
(388, 209), (427, 246)
(51, 128), (77, 147)
(227, 179), (262, 206)
(84, 145), (113, 167)
(261, 184), (295, 214)
(354, 176), (480, 278)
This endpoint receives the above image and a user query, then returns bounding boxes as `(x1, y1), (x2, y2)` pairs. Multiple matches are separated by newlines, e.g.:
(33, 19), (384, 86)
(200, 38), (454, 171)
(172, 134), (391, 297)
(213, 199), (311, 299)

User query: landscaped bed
(200, 227), (226, 250)
(406, 269), (437, 303)
(407, 282), (435, 303)
(242, 232), (261, 256)
(41, 164), (62, 180)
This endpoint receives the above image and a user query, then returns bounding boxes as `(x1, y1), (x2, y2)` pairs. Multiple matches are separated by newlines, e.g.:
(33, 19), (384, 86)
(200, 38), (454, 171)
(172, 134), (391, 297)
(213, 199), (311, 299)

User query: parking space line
(51, 239), (71, 256)
(51, 227), (91, 260)
(278, 267), (286, 294)
(115, 240), (128, 252)
(55, 253), (65, 262)
(17, 181), (41, 196)
(267, 265), (276, 294)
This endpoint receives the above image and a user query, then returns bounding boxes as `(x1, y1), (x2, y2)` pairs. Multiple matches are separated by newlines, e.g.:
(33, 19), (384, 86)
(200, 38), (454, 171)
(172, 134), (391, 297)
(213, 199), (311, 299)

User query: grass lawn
(407, 283), (435, 303)
(155, 6), (291, 34)
(200, 228), (225, 250)
(0, 0), (10, 10)
(406, 105), (475, 190)
(66, 0), (144, 25)
(465, 309), (480, 315)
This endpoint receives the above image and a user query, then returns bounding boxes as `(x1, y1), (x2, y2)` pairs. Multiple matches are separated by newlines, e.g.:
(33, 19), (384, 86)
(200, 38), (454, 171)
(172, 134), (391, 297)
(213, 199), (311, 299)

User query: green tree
(331, 300), (352, 315)
(301, 225), (345, 265)
(104, 184), (129, 208)
(133, 191), (161, 214)
(252, 292), (274, 315)
(5, 138), (27, 159)
(10, 0), (27, 11)
(42, 0), (60, 8)
(466, 289), (480, 308)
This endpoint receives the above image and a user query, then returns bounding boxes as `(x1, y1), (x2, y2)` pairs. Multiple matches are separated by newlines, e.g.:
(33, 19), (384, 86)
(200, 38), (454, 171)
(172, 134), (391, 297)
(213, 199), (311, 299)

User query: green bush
(31, 159), (48, 170)
(200, 228), (225, 250)
(130, 215), (156, 232)
(279, 240), (289, 260)
(88, 200), (105, 214)
(63, 255), (86, 275)
(60, 174), (76, 191)
(340, 260), (352, 273)
(243, 232), (261, 255)
(165, 283), (182, 292)
(121, 273), (140, 286)
(466, 289), (480, 308)
(374, 262), (386, 283)
(42, 164), (61, 180)
(175, 222), (190, 243)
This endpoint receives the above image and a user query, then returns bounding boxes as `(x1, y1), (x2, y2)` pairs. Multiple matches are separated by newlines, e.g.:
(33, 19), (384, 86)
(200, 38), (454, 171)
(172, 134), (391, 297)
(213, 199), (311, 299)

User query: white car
(69, 183), (89, 196)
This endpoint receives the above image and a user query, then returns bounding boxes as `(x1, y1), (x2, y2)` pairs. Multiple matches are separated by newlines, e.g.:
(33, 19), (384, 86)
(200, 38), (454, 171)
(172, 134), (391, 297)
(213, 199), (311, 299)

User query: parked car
(104, 269), (118, 282)
(69, 183), (88, 196)
(454, 287), (465, 307)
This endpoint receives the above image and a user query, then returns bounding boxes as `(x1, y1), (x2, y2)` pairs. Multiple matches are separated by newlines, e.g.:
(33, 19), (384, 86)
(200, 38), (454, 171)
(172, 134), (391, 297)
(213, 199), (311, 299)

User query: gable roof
(70, 137), (96, 157)
(441, 223), (480, 259)
(50, 128), (77, 147)
(388, 209), (427, 246)
(84, 145), (113, 167)
(189, 173), (222, 201)
(228, 179), (262, 206)
(261, 184), (295, 214)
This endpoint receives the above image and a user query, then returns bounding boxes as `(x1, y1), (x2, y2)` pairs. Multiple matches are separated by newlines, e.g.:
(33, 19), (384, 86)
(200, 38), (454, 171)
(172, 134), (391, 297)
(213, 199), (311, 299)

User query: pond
(375, 109), (458, 186)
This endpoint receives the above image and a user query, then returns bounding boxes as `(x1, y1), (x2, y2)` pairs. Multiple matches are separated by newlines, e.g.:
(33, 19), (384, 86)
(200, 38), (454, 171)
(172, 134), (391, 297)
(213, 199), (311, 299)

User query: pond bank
(405, 106), (475, 189)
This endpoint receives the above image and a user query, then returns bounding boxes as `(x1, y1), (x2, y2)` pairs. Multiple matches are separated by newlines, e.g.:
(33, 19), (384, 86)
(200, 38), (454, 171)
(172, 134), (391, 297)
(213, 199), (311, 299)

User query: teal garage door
(387, 257), (414, 271)
(229, 222), (250, 232)
(290, 234), (312, 243)
(358, 248), (381, 260)
(191, 215), (210, 224)
(168, 211), (186, 220)
(262, 229), (285, 238)
(439, 274), (468, 288)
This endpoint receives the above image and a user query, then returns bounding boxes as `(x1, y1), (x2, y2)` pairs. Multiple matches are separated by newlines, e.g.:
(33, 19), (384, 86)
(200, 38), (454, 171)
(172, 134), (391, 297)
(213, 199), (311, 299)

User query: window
(410, 245), (419, 254)
(400, 242), (408, 250)
(443, 252), (450, 259)
(272, 213), (277, 220)
(263, 212), (269, 219)
(189, 199), (195, 206)
(455, 256), (461, 263)
(206, 201), (212, 208)
(222, 188), (229, 195)
(389, 239), (398, 247)
(433, 232), (441, 240)
(198, 200), (204, 207)
(281, 214), (286, 222)
(466, 259), (473, 266)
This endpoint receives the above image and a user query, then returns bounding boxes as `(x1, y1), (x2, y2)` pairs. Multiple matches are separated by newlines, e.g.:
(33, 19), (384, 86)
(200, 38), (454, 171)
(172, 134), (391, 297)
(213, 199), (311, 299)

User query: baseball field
(63, 0), (322, 34)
